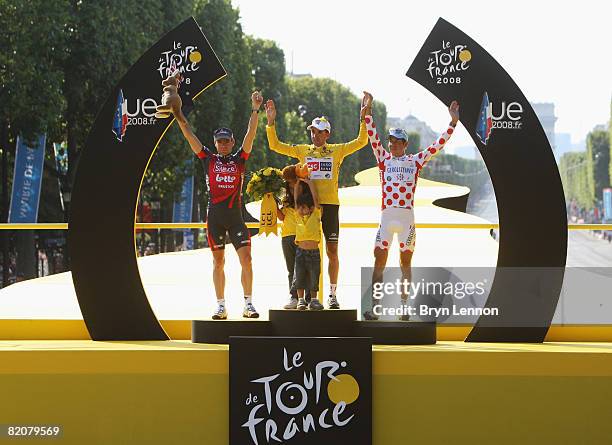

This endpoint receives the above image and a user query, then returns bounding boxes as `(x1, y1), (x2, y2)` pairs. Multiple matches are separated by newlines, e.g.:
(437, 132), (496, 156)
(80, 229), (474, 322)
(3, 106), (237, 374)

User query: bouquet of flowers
(246, 167), (284, 201)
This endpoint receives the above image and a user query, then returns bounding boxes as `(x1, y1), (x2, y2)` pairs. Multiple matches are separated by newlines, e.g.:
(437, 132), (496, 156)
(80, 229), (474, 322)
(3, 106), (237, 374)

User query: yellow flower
(263, 167), (272, 176)
(252, 174), (261, 182)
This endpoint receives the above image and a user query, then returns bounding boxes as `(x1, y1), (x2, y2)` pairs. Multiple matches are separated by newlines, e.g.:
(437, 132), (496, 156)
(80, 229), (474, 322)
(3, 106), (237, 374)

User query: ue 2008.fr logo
(426, 39), (472, 85)
(112, 90), (161, 142)
(476, 91), (524, 145)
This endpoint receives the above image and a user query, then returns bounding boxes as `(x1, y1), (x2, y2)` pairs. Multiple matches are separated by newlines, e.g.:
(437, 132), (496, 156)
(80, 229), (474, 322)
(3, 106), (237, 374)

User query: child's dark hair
(296, 185), (314, 208)
(282, 182), (295, 207)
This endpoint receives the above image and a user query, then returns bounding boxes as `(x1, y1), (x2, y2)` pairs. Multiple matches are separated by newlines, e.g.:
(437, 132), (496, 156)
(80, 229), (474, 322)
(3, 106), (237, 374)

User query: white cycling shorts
(375, 207), (416, 252)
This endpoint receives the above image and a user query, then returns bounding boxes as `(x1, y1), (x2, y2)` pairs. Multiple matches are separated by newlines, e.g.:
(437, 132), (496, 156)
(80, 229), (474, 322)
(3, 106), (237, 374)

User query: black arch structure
(69, 18), (226, 340)
(407, 18), (567, 342)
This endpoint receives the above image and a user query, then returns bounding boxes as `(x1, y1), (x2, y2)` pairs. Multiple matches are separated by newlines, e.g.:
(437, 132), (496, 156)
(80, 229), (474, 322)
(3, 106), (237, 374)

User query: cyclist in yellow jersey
(264, 93), (372, 309)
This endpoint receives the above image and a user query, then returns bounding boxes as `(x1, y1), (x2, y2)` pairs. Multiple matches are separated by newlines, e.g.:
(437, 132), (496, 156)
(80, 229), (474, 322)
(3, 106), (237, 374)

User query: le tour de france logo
(476, 91), (524, 145)
(157, 40), (203, 83)
(232, 338), (371, 445)
(425, 39), (472, 85)
(111, 39), (204, 142)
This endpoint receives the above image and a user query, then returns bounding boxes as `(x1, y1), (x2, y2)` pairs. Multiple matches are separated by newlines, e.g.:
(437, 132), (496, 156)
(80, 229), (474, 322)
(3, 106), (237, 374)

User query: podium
(192, 309), (436, 344)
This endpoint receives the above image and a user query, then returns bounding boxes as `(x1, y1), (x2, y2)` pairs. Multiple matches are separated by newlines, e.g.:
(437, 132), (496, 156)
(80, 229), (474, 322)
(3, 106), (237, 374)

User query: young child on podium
(293, 174), (324, 311)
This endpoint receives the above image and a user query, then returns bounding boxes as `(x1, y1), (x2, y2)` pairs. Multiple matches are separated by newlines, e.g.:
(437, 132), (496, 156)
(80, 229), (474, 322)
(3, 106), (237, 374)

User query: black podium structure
(192, 311), (436, 345)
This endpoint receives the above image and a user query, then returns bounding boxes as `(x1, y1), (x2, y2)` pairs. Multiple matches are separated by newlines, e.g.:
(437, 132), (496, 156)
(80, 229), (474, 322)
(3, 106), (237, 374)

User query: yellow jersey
(280, 207), (297, 237)
(295, 207), (322, 243)
(266, 121), (368, 205)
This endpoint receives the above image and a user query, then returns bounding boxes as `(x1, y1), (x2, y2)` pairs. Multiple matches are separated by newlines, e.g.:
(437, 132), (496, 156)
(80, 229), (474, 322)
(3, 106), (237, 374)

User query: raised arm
(361, 92), (390, 163)
(301, 177), (319, 209)
(265, 99), (300, 158)
(415, 100), (460, 169)
(242, 91), (263, 154)
(338, 91), (372, 157)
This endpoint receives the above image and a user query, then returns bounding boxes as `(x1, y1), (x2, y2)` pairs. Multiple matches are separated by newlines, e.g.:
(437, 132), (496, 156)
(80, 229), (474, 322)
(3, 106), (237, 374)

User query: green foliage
(610, 97), (612, 188)
(406, 132), (421, 155)
(421, 153), (488, 192)
(560, 151), (592, 208)
(586, 129), (610, 203)
(285, 76), (387, 187)
(0, 1), (69, 143)
(1, 0), (391, 224)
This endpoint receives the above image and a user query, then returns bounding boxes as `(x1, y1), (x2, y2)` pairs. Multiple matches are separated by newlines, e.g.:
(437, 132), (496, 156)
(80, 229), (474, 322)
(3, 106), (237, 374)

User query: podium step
(192, 309), (437, 344)
(191, 320), (272, 344)
(269, 309), (357, 337)
(353, 321), (436, 345)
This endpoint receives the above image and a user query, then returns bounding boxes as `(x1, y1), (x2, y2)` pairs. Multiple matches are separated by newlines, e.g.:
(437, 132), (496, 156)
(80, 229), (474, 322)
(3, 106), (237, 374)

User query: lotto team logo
(476, 91), (524, 145)
(112, 89), (128, 142)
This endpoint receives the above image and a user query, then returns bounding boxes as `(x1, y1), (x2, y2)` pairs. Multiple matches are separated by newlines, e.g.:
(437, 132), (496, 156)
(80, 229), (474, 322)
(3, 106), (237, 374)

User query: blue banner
(9, 134), (46, 223)
(172, 175), (194, 223)
(603, 188), (612, 221)
(173, 163), (194, 250)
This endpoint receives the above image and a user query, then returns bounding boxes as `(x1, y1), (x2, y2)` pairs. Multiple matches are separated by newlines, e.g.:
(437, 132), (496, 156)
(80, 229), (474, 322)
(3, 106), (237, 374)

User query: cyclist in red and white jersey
(363, 94), (460, 320)
(169, 78), (263, 320)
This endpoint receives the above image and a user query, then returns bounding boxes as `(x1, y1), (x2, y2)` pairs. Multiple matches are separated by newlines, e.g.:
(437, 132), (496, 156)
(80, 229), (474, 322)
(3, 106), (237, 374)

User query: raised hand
(265, 99), (276, 124)
(361, 90), (373, 119)
(252, 91), (263, 111)
(449, 100), (460, 125)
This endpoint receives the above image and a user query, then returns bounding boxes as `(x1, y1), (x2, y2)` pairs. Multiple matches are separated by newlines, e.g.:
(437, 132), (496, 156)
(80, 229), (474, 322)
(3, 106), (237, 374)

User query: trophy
(155, 69), (182, 119)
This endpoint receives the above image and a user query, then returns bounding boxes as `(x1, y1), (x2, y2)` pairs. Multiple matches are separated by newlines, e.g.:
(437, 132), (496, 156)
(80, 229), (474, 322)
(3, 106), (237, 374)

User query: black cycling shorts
(321, 204), (339, 243)
(206, 206), (251, 251)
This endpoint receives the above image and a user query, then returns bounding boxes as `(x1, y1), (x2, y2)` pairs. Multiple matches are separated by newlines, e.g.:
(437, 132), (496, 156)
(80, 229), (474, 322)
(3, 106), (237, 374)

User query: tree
(246, 36), (288, 167)
(406, 132), (421, 155)
(586, 129), (610, 205)
(191, 0), (254, 218)
(0, 0), (70, 281)
(609, 97), (612, 188)
(285, 76), (388, 187)
(560, 152), (592, 208)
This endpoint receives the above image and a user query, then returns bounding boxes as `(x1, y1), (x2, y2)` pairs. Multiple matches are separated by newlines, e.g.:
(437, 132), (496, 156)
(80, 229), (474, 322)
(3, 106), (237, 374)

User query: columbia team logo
(476, 91), (493, 145)
(112, 89), (128, 142)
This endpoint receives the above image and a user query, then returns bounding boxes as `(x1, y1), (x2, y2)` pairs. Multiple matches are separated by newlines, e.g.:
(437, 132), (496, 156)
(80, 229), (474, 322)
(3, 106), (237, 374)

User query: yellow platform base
(1, 340), (612, 444)
(2, 318), (612, 342)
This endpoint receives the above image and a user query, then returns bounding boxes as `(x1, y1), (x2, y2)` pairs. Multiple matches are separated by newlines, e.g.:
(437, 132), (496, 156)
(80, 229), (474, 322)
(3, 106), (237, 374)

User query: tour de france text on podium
(371, 278), (500, 318)
(242, 348), (356, 444)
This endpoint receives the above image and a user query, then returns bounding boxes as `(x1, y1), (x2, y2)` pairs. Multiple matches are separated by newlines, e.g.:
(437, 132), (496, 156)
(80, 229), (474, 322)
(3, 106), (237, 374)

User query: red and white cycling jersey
(196, 146), (249, 209)
(364, 115), (455, 210)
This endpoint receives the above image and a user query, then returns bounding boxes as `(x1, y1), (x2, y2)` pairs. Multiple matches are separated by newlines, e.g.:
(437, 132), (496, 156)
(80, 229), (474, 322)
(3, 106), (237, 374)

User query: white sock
(217, 299), (225, 307)
(244, 295), (252, 304)
(330, 284), (337, 296)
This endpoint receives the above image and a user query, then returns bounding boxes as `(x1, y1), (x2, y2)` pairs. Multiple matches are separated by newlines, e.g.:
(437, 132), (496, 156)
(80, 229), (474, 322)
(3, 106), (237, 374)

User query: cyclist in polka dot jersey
(363, 93), (460, 320)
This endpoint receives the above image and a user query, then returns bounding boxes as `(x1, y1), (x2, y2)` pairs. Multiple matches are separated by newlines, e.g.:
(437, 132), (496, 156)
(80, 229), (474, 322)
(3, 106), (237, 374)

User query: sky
(231, 0), (611, 148)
